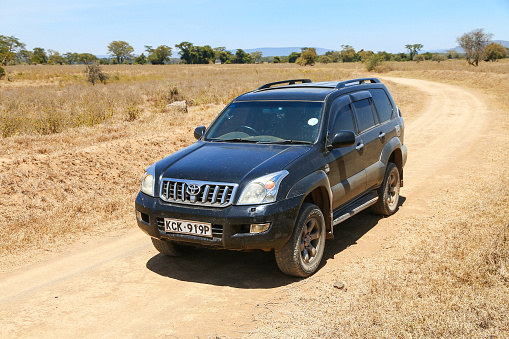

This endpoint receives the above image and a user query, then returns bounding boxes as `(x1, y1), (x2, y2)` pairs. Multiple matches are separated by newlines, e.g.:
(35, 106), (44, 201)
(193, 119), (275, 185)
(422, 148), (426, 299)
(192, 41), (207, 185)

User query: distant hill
(229, 47), (336, 57)
(427, 40), (509, 54)
(96, 41), (508, 60)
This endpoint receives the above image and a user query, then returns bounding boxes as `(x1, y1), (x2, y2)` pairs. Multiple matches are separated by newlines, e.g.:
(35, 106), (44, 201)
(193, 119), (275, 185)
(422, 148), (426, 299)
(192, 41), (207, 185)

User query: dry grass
(1, 61), (508, 336)
(250, 162), (509, 337)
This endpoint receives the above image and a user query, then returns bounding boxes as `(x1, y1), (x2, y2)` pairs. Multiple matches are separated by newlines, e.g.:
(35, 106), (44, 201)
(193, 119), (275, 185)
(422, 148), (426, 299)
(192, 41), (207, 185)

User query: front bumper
(135, 192), (302, 250)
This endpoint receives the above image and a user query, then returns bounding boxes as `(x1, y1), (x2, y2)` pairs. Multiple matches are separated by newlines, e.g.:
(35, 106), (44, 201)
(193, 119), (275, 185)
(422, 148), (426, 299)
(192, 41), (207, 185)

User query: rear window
(369, 89), (393, 123)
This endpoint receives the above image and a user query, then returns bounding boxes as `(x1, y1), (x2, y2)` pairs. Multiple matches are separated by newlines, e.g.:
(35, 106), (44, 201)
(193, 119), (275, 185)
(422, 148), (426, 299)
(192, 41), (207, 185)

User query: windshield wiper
(208, 138), (259, 143)
(258, 140), (313, 145)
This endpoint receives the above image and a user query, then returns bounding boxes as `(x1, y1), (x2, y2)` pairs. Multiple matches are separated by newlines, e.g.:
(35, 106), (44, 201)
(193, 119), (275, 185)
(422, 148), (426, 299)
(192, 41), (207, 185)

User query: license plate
(164, 218), (213, 238)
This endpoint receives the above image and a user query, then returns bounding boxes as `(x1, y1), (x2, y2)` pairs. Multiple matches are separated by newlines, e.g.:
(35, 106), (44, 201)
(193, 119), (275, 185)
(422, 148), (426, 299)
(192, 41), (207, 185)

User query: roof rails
(335, 78), (380, 89)
(257, 79), (312, 90)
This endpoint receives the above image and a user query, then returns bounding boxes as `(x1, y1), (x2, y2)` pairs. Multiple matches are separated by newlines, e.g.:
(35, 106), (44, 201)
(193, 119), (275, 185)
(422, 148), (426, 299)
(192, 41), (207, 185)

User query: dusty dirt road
(0, 78), (488, 338)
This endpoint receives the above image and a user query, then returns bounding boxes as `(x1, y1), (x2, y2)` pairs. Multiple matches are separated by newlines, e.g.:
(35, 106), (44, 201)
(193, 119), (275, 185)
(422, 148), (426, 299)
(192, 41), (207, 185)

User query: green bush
(365, 54), (384, 72)
(0, 66), (5, 79)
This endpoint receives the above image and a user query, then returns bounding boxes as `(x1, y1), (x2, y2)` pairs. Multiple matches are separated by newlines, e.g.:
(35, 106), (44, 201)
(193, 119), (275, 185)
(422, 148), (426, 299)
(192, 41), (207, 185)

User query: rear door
(369, 87), (398, 142)
(349, 91), (386, 190)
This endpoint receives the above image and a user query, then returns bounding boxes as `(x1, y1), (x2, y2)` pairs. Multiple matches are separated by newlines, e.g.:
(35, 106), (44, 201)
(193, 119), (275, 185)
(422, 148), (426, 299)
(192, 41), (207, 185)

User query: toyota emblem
(186, 184), (201, 196)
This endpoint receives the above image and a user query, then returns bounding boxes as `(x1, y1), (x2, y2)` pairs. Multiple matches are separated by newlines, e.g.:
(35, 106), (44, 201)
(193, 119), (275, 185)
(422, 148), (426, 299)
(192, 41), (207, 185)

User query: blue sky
(1, 0), (508, 55)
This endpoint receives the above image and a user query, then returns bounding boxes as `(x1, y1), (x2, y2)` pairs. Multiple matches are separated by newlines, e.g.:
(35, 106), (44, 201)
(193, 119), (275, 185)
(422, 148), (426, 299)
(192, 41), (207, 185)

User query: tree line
(1, 29), (507, 68)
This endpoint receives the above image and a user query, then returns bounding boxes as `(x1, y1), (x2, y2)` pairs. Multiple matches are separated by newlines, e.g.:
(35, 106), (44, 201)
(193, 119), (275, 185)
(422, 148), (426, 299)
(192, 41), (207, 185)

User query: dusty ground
(0, 77), (507, 338)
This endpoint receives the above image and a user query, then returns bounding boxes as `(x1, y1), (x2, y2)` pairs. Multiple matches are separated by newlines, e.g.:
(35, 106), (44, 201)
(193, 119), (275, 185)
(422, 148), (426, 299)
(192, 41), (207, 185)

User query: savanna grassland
(0, 60), (508, 337)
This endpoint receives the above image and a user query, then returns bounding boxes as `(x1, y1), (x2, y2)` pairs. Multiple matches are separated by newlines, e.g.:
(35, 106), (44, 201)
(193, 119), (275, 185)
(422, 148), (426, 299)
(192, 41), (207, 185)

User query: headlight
(238, 170), (289, 205)
(140, 165), (156, 197)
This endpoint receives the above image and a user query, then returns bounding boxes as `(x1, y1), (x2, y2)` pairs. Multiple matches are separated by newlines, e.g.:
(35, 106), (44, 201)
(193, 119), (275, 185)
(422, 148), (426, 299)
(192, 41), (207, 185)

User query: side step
(332, 192), (378, 226)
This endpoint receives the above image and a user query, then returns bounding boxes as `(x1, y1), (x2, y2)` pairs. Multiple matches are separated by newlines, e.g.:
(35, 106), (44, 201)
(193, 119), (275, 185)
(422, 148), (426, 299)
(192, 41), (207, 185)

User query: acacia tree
(484, 42), (507, 61)
(250, 51), (263, 63)
(214, 47), (232, 64)
(296, 47), (318, 66)
(405, 44), (423, 60)
(175, 42), (193, 64)
(233, 49), (252, 64)
(175, 42), (217, 64)
(325, 51), (341, 62)
(107, 41), (134, 64)
(48, 50), (64, 65)
(0, 35), (26, 65)
(31, 47), (47, 64)
(286, 52), (301, 63)
(147, 45), (172, 64)
(341, 45), (357, 62)
(457, 28), (493, 66)
(432, 53), (447, 63)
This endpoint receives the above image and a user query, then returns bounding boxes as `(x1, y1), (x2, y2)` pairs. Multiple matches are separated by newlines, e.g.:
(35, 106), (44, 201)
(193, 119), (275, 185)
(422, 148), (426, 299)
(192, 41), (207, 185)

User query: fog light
(136, 210), (149, 223)
(250, 223), (271, 234)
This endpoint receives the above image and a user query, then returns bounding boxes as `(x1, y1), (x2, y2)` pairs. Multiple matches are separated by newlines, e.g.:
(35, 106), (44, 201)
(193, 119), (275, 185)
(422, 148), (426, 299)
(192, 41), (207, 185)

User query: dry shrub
(147, 82), (187, 112)
(0, 63), (370, 138)
(85, 62), (108, 85)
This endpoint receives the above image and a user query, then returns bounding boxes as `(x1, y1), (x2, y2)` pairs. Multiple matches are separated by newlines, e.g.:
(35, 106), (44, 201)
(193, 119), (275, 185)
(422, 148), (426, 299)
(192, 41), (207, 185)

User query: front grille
(160, 179), (238, 207)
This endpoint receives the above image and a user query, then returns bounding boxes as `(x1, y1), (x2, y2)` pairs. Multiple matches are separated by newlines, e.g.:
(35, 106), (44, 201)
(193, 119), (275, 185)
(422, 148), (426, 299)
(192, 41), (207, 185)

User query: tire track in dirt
(0, 78), (489, 338)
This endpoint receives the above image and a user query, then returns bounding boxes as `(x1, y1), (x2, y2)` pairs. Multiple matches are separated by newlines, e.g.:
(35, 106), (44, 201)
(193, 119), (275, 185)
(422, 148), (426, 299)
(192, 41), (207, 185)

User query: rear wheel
(371, 162), (400, 216)
(275, 203), (326, 277)
(151, 238), (194, 257)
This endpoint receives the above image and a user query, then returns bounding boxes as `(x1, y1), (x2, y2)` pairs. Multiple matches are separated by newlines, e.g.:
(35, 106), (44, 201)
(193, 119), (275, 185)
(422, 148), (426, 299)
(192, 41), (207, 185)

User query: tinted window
(332, 104), (355, 133)
(352, 99), (376, 132)
(369, 89), (393, 122)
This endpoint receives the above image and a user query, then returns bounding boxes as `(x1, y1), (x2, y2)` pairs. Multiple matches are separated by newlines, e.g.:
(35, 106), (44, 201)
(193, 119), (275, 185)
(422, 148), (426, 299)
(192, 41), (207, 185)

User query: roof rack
(335, 78), (380, 89)
(257, 79), (312, 90)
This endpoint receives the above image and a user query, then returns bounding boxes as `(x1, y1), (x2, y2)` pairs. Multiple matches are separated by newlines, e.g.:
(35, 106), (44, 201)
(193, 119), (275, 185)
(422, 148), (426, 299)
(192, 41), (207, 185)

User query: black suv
(135, 78), (407, 277)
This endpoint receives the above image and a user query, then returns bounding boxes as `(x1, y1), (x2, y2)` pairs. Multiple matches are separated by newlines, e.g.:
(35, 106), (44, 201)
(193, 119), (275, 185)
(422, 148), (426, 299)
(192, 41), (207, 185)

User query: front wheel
(151, 238), (194, 257)
(275, 203), (326, 277)
(371, 162), (401, 216)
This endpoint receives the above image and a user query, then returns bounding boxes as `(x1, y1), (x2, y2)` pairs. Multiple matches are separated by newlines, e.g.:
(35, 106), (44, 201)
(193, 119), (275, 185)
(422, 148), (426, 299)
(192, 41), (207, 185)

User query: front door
(327, 96), (366, 210)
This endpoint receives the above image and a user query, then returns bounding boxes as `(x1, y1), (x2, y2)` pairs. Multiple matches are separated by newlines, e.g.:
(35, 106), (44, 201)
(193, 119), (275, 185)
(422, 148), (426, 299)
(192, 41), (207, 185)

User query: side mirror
(194, 126), (206, 140)
(331, 130), (356, 149)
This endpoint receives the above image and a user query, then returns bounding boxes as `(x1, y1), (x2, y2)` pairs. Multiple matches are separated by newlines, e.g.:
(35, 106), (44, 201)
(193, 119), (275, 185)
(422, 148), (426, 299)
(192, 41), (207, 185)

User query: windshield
(203, 101), (324, 144)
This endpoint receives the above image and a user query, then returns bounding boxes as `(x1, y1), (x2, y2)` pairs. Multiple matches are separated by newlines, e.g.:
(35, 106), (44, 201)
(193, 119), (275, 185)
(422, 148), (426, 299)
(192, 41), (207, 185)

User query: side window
(352, 99), (376, 132)
(332, 104), (355, 132)
(369, 89), (394, 123)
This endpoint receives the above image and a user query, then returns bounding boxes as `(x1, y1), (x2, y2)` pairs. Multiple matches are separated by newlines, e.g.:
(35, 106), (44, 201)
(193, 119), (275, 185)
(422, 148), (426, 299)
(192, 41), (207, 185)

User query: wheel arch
(388, 147), (403, 185)
(286, 170), (333, 237)
(380, 137), (406, 186)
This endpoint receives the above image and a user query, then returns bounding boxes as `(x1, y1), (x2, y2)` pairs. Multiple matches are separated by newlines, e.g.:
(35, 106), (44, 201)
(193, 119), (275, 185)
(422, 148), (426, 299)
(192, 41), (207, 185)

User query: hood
(156, 141), (311, 184)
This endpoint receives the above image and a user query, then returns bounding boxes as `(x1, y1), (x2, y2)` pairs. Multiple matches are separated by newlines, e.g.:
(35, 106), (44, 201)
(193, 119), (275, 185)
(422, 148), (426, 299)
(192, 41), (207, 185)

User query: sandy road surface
(0, 78), (488, 338)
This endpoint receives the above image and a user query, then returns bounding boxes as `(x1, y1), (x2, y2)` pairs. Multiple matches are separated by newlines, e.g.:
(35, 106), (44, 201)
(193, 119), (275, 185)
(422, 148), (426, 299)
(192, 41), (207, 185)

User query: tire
(371, 162), (401, 216)
(274, 203), (326, 277)
(151, 238), (194, 257)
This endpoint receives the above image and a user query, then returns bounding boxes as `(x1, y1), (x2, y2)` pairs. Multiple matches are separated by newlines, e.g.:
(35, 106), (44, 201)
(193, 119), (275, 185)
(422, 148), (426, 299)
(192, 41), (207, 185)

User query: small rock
(166, 100), (188, 113)
(333, 281), (345, 290)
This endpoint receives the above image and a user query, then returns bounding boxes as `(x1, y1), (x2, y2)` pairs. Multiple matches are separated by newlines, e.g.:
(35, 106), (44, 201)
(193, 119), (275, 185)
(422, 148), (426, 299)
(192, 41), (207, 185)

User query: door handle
(356, 143), (364, 151)
(379, 132), (386, 139)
